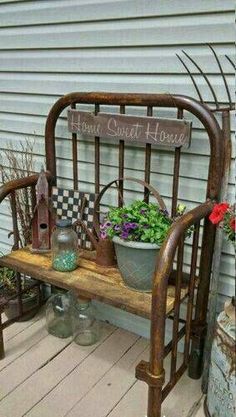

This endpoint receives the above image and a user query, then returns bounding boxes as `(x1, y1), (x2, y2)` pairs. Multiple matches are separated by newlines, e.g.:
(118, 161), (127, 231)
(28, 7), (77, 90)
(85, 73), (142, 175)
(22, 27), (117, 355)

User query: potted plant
(100, 200), (186, 291)
(0, 263), (39, 321)
(205, 202), (235, 416)
(209, 201), (235, 242)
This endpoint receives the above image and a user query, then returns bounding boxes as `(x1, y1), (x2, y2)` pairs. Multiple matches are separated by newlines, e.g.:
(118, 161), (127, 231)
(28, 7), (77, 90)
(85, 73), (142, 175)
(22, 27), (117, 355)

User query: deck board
(64, 338), (149, 417)
(25, 329), (142, 417)
(0, 332), (71, 401)
(0, 311), (203, 417)
(0, 324), (115, 417)
(2, 309), (44, 342)
(0, 248), (189, 319)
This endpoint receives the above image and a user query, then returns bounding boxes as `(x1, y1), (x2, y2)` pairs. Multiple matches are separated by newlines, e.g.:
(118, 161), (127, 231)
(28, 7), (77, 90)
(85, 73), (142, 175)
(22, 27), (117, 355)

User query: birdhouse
(31, 169), (55, 252)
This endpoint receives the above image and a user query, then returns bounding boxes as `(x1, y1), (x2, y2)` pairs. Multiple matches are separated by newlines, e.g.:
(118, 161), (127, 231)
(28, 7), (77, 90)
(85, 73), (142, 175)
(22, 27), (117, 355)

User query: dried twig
(0, 139), (36, 247)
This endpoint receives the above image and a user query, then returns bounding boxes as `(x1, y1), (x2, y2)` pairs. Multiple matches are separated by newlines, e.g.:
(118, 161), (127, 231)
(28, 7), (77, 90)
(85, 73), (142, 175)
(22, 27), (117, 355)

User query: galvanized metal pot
(205, 298), (236, 417)
(113, 236), (159, 292)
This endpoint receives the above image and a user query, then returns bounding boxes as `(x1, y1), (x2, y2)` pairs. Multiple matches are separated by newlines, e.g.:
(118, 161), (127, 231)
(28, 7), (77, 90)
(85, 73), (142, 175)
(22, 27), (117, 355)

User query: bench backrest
(45, 92), (223, 213)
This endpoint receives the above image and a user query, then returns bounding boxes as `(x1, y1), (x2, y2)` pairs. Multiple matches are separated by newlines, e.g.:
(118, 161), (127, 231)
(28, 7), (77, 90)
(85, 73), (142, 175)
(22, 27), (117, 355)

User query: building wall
(0, 0), (235, 332)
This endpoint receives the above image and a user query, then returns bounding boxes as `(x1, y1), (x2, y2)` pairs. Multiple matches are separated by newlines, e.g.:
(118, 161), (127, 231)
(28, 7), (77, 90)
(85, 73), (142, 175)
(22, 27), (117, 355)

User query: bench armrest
(0, 172), (53, 204)
(153, 200), (214, 290)
(147, 200), (214, 375)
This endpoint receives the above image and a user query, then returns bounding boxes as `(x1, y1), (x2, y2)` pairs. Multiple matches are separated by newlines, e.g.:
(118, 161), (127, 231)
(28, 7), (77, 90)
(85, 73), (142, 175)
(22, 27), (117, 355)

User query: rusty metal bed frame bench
(0, 92), (225, 417)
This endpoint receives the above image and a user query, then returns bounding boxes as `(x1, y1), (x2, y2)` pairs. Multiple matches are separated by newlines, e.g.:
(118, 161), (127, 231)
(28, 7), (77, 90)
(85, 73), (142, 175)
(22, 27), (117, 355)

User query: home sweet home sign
(68, 109), (192, 148)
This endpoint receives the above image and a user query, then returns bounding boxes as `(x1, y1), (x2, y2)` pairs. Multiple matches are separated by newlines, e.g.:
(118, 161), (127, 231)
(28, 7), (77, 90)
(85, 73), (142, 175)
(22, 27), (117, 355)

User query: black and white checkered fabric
(52, 187), (96, 250)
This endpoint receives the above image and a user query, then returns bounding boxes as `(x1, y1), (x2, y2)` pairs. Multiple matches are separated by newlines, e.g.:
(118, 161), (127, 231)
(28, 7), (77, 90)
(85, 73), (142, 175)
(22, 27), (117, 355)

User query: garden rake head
(176, 44), (235, 112)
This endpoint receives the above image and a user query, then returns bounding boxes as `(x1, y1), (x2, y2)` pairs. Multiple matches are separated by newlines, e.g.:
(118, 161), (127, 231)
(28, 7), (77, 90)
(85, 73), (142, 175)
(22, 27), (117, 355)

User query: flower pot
(5, 293), (39, 322)
(112, 236), (159, 292)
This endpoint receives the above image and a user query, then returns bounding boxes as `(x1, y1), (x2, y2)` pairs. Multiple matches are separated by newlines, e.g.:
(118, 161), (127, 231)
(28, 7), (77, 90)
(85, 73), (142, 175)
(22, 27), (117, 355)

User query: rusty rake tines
(225, 54), (236, 70)
(176, 53), (204, 104)
(177, 45), (234, 111)
(208, 44), (232, 109)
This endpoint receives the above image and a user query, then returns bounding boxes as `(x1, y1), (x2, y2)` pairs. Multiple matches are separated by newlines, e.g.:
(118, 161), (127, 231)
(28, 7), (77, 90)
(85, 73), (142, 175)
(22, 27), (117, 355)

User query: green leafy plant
(0, 253), (36, 298)
(0, 266), (15, 294)
(100, 200), (186, 246)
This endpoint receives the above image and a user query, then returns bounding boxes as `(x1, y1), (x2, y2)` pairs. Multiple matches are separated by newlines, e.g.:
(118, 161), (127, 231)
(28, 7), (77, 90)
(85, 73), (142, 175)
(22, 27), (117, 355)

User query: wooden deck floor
(0, 309), (205, 417)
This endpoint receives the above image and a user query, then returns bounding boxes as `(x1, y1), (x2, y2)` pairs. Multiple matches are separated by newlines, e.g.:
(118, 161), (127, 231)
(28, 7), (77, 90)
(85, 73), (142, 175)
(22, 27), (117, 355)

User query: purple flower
(140, 208), (147, 214)
(121, 231), (129, 239)
(100, 221), (112, 231)
(104, 221), (112, 227)
(123, 222), (131, 230)
(100, 231), (108, 240)
(114, 224), (121, 231)
(123, 222), (138, 230)
(129, 222), (138, 229)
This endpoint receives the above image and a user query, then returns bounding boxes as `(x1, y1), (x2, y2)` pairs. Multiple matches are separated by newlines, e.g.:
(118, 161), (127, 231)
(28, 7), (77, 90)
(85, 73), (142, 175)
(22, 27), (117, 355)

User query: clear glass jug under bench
(45, 292), (73, 339)
(72, 298), (101, 346)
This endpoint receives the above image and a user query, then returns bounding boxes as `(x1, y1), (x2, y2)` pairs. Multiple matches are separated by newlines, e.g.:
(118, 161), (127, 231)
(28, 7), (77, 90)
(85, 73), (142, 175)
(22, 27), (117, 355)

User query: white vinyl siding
(0, 0), (235, 319)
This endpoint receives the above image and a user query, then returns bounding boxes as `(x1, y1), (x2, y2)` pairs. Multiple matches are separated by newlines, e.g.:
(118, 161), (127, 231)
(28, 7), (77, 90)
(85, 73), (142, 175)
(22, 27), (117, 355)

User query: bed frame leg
(0, 312), (5, 360)
(136, 360), (164, 417)
(147, 386), (162, 417)
(188, 221), (215, 379)
(188, 334), (205, 379)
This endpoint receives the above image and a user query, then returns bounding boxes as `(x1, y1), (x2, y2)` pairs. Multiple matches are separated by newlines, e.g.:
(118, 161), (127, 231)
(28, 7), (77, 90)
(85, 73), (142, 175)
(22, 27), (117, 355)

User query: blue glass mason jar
(51, 219), (78, 272)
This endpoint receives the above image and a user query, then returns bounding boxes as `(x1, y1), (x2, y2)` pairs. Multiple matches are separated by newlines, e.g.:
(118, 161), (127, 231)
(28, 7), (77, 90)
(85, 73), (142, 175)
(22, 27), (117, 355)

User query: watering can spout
(72, 219), (116, 267)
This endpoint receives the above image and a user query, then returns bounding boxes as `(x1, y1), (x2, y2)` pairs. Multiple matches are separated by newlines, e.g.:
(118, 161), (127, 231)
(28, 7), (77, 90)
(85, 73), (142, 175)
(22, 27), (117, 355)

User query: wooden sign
(68, 110), (192, 148)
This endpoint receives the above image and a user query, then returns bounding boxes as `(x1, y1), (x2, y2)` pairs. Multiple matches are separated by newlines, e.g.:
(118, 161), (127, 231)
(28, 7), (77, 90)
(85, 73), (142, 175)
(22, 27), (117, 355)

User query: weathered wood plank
(2, 308), (44, 342)
(25, 328), (140, 417)
(0, 332), (71, 401)
(108, 354), (202, 417)
(65, 338), (149, 417)
(0, 323), (115, 417)
(68, 110), (192, 148)
(0, 316), (204, 417)
(0, 313), (47, 372)
(0, 248), (189, 319)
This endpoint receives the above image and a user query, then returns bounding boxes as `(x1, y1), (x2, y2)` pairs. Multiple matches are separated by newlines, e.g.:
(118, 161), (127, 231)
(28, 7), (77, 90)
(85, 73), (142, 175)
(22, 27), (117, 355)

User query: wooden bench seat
(0, 248), (189, 319)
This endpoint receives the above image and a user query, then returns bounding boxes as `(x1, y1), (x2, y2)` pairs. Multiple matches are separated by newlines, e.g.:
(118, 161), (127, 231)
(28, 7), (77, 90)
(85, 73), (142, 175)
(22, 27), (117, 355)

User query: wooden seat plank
(0, 248), (188, 319)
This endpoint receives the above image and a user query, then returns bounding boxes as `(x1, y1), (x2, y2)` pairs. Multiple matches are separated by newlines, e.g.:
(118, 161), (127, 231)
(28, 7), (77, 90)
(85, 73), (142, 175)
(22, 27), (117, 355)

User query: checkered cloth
(52, 187), (96, 250)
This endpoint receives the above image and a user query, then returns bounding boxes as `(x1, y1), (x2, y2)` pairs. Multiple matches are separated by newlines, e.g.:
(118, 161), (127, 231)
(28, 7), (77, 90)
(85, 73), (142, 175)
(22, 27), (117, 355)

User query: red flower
(230, 218), (236, 231)
(209, 202), (229, 225)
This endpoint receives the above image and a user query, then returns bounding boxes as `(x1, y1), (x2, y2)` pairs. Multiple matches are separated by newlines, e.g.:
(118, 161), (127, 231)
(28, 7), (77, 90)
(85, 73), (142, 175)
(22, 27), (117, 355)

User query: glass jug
(51, 219), (78, 272)
(72, 298), (101, 346)
(45, 292), (73, 338)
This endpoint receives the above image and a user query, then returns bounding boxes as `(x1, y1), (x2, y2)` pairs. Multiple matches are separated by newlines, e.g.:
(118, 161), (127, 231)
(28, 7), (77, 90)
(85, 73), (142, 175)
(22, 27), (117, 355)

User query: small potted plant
(0, 263), (39, 321)
(100, 200), (186, 291)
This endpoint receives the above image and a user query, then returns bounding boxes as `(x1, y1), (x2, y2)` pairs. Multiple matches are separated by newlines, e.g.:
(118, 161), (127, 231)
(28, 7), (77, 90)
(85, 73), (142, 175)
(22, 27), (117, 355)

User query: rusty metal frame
(177, 46), (234, 390)
(0, 92), (224, 417)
